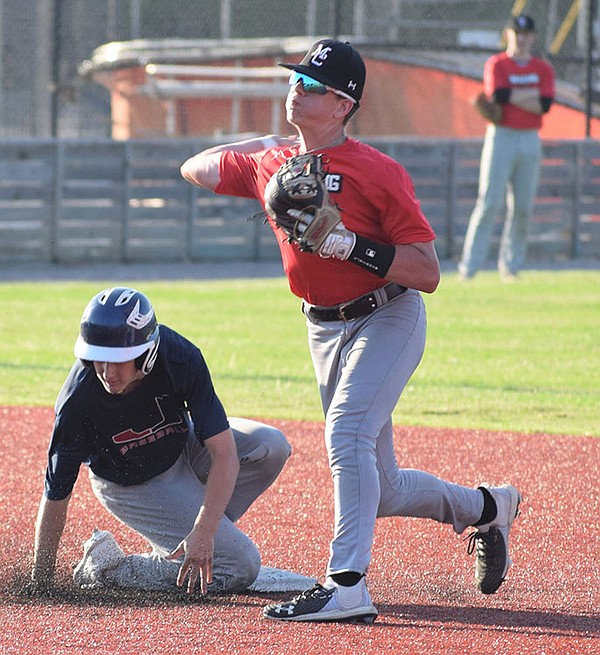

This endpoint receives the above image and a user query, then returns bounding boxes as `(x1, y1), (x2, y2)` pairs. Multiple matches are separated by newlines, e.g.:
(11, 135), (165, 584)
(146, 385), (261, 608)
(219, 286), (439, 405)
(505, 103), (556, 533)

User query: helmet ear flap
(138, 333), (160, 375)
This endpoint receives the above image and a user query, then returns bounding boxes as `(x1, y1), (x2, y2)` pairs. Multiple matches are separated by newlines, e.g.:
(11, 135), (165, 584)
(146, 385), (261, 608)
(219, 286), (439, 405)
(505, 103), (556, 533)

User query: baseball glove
(264, 153), (342, 253)
(473, 91), (503, 125)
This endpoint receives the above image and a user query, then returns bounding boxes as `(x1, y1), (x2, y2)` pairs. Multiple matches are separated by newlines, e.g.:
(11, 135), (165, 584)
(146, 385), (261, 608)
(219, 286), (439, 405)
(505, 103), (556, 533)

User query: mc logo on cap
(279, 39), (366, 104)
(310, 44), (332, 67)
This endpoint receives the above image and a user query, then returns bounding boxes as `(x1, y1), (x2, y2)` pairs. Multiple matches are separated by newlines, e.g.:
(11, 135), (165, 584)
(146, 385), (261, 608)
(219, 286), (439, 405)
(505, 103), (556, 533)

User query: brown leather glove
(472, 91), (503, 125)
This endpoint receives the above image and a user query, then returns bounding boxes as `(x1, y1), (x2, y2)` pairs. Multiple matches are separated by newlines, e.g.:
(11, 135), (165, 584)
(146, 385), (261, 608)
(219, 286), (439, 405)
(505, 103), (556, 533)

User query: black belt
(302, 283), (408, 322)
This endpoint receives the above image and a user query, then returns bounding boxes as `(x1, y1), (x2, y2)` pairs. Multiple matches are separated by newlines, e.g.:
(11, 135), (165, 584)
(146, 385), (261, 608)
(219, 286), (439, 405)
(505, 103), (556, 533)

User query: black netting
(0, 0), (597, 137)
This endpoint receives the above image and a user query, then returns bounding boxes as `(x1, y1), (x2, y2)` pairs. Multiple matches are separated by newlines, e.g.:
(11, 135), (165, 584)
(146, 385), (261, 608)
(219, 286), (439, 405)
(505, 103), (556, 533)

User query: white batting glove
(286, 208), (313, 236)
(317, 224), (356, 260)
(286, 209), (356, 259)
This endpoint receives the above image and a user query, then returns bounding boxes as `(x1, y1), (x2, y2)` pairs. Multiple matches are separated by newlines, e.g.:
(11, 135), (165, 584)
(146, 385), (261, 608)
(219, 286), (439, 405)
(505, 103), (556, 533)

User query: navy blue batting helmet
(74, 287), (160, 374)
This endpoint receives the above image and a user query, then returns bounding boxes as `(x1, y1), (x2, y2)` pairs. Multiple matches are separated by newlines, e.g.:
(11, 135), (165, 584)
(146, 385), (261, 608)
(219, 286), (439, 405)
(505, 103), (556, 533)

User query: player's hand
(166, 525), (214, 594)
(287, 209), (356, 260)
(265, 153), (348, 254)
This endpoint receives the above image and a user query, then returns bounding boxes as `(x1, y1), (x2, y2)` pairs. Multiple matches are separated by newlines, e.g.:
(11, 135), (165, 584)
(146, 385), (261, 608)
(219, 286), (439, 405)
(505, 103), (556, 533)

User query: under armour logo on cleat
(273, 604), (296, 615)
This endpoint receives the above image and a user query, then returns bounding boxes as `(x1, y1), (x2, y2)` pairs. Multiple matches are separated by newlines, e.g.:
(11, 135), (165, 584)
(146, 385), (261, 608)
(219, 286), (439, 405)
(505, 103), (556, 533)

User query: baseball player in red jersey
(460, 14), (555, 280)
(181, 39), (521, 622)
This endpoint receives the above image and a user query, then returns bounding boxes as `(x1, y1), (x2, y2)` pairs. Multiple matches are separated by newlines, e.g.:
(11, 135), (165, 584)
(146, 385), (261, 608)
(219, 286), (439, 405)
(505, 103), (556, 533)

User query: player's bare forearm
(386, 241), (441, 293)
(193, 431), (239, 535)
(509, 88), (543, 114)
(167, 429), (239, 593)
(180, 150), (222, 189)
(31, 495), (70, 586)
(180, 135), (297, 190)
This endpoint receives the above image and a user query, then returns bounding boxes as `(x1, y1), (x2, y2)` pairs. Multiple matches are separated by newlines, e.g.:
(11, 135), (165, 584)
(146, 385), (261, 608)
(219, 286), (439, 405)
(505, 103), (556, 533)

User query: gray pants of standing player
(88, 418), (291, 592)
(305, 289), (485, 577)
(459, 125), (542, 278)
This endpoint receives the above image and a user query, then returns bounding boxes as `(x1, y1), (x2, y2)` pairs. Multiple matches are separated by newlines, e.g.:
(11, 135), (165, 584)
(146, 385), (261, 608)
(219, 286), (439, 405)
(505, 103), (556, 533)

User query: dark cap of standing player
(279, 39), (366, 106)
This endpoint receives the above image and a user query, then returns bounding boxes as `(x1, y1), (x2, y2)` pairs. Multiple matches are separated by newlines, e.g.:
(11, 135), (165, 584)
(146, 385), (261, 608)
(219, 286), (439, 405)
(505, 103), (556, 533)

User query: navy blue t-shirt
(44, 326), (229, 500)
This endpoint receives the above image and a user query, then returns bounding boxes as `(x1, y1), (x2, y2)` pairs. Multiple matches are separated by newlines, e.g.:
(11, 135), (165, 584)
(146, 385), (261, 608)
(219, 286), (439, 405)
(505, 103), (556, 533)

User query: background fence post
(446, 141), (458, 260)
(571, 141), (583, 258)
(121, 140), (131, 262)
(50, 139), (64, 263)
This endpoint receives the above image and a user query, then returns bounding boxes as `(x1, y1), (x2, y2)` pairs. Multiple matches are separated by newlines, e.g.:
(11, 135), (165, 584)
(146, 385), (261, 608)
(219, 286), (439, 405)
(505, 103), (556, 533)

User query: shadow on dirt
(375, 602), (599, 637)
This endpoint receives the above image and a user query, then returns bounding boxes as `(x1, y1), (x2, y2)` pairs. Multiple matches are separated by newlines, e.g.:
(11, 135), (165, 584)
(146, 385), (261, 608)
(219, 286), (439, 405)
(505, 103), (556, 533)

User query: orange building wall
(359, 60), (599, 139)
(105, 58), (600, 140)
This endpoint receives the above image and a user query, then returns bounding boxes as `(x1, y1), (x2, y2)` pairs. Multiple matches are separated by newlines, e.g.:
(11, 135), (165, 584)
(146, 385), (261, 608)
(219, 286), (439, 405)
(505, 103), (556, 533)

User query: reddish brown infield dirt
(1, 406), (598, 655)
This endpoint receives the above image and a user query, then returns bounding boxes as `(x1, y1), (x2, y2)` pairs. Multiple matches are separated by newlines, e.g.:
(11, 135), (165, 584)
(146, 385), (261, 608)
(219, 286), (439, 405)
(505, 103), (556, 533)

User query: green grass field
(1, 269), (598, 436)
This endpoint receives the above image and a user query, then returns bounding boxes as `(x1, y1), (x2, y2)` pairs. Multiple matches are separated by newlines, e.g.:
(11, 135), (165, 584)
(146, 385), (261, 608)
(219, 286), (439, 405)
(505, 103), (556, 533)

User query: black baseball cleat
(263, 578), (378, 623)
(466, 483), (522, 594)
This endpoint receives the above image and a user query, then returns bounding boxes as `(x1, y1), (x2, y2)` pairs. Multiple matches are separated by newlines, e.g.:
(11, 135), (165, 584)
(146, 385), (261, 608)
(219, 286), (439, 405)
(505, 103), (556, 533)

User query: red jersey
(484, 52), (555, 130)
(216, 138), (436, 306)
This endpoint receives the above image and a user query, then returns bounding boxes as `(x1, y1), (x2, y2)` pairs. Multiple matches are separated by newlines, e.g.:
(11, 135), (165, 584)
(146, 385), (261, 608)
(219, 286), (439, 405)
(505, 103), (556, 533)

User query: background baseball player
(180, 39), (521, 622)
(31, 287), (298, 595)
(460, 14), (555, 280)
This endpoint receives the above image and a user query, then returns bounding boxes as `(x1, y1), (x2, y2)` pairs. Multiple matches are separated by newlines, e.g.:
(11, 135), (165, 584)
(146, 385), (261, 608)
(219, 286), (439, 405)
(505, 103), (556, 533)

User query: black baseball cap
(279, 39), (366, 104)
(509, 15), (536, 32)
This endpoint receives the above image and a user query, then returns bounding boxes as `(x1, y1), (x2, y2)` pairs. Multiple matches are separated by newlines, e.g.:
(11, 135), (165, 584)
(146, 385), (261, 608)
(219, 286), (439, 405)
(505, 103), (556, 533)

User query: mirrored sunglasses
(288, 71), (356, 103)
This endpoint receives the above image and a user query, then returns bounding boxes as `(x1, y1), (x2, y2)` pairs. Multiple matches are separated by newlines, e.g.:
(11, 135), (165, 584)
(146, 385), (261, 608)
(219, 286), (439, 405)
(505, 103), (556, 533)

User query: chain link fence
(0, 0), (598, 138)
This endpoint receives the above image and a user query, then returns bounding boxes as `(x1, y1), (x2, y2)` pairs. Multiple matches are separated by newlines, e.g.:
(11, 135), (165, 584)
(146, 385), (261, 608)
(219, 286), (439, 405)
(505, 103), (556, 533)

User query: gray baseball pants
(459, 125), (542, 277)
(88, 418), (291, 592)
(305, 289), (484, 577)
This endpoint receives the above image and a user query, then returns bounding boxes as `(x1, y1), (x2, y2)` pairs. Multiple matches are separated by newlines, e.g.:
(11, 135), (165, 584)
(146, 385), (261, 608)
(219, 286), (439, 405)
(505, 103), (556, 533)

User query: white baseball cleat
(263, 576), (378, 623)
(466, 483), (522, 594)
(73, 528), (125, 589)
